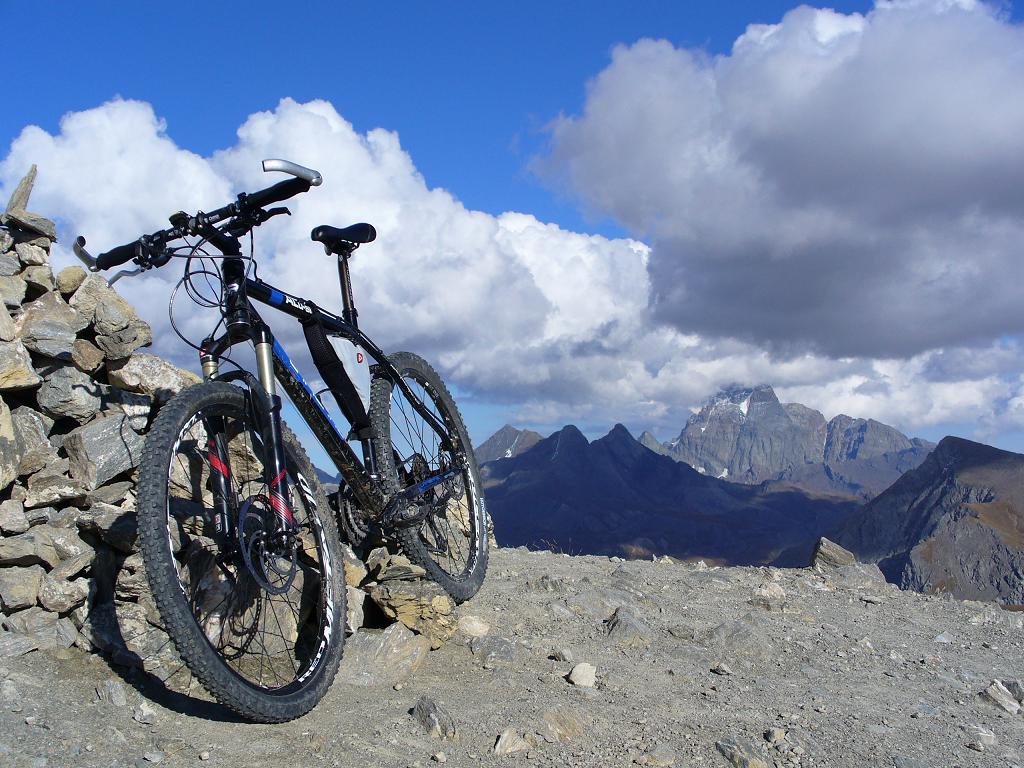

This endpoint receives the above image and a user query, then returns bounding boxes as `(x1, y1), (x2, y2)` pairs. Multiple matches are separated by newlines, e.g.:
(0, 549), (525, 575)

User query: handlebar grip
(262, 159), (322, 186)
(245, 177), (311, 210)
(95, 242), (139, 271)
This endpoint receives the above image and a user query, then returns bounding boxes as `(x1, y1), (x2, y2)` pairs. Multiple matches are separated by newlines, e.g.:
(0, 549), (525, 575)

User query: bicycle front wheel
(370, 352), (488, 602)
(137, 382), (345, 723)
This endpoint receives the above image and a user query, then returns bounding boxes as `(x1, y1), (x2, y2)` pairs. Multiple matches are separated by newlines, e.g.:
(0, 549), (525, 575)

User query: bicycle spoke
(382, 367), (478, 582)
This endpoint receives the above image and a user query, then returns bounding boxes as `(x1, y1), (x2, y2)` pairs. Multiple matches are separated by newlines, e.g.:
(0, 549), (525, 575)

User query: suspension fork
(205, 254), (297, 535)
(198, 347), (295, 534)
(205, 424), (235, 539)
(253, 327), (296, 531)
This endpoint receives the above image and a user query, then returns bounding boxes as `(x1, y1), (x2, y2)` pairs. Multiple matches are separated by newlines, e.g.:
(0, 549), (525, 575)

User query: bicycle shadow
(85, 543), (246, 724)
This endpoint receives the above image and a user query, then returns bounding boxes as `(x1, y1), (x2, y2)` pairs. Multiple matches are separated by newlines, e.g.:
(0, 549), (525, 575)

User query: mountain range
(480, 422), (858, 565)
(476, 387), (1024, 605)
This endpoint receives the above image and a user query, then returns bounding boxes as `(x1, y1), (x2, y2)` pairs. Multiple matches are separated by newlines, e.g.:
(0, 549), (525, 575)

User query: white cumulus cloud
(2, 87), (1023, 447)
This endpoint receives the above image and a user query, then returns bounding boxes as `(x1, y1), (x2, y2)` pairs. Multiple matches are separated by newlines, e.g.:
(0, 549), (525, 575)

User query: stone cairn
(0, 166), (462, 690)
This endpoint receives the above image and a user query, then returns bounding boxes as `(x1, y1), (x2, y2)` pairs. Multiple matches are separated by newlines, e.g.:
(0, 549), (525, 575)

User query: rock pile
(0, 166), (461, 685)
(0, 168), (201, 673)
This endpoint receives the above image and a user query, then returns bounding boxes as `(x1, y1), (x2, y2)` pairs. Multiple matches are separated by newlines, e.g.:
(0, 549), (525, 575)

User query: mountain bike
(74, 159), (488, 722)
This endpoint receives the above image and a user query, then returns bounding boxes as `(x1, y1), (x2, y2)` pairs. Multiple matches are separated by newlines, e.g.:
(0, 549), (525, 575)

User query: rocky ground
(1, 545), (1022, 768)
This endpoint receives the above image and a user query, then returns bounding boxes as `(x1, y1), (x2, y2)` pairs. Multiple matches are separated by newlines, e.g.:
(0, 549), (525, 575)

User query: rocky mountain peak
(603, 423), (635, 443)
(652, 385), (933, 497)
(594, 423), (651, 465)
(475, 424), (543, 464)
(930, 434), (1010, 468)
(824, 415), (915, 464)
(695, 384), (779, 425)
(546, 424), (590, 461)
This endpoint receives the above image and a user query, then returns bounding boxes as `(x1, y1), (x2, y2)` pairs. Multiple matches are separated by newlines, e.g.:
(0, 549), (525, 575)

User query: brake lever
(108, 266), (143, 285)
(72, 236), (100, 272)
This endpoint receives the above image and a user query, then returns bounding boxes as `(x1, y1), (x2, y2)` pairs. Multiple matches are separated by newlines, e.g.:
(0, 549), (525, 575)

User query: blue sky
(5, 1), (873, 232)
(5, 1), (1024, 460)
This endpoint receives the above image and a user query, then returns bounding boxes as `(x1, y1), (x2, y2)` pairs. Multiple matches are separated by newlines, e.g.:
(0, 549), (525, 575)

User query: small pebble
(133, 702), (156, 725)
(199, 751), (210, 761)
(568, 663), (596, 688)
(431, 752), (447, 763)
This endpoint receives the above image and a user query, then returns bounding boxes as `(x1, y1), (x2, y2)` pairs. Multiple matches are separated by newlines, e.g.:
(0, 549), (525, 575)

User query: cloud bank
(3, 7), (1024, 446)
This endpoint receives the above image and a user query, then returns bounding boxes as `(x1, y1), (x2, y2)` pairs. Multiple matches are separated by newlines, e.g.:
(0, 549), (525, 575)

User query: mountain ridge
(836, 435), (1024, 605)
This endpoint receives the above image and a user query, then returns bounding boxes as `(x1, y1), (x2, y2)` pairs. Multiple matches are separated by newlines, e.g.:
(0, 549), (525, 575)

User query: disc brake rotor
(237, 496), (298, 596)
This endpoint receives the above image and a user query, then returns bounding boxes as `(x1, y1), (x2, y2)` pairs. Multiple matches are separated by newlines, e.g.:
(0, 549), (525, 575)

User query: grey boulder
(36, 366), (103, 422)
(64, 414), (144, 490)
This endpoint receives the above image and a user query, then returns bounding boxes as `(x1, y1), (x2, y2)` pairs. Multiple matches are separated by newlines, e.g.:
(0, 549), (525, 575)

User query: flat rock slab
(106, 353), (200, 403)
(605, 606), (654, 646)
(76, 503), (138, 553)
(716, 737), (771, 768)
(0, 630), (41, 658)
(23, 473), (88, 509)
(0, 275), (27, 307)
(369, 579), (457, 649)
(11, 406), (57, 477)
(37, 366), (103, 422)
(413, 695), (457, 739)
(0, 563), (44, 611)
(336, 623), (430, 687)
(812, 537), (857, 569)
(2, 209), (56, 240)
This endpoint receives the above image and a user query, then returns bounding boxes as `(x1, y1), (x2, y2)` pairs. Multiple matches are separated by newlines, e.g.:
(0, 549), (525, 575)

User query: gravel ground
(1, 547), (1022, 768)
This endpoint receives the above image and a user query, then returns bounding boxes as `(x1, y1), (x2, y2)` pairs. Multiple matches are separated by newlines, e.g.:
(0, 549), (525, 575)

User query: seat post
(337, 252), (358, 329)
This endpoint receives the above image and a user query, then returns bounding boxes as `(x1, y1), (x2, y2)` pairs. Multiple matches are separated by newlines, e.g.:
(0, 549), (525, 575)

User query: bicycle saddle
(311, 223), (377, 254)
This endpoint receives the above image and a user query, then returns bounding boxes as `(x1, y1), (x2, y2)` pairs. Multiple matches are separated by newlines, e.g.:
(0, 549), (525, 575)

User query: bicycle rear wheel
(370, 352), (488, 602)
(137, 382), (345, 722)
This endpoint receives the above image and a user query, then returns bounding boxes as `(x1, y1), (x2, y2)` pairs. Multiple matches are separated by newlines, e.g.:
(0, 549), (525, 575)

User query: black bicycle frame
(199, 255), (457, 531)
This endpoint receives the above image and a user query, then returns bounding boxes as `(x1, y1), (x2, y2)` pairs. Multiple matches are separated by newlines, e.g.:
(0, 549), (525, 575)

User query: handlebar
(95, 241), (139, 271)
(243, 177), (311, 211)
(75, 159), (322, 275)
